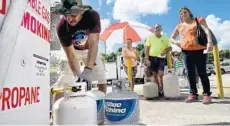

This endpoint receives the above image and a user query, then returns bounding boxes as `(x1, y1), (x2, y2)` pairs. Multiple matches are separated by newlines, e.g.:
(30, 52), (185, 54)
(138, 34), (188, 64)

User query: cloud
(100, 18), (114, 53)
(205, 15), (230, 50)
(113, 0), (170, 21)
(101, 18), (111, 32)
(98, 0), (102, 7)
(106, 0), (115, 5)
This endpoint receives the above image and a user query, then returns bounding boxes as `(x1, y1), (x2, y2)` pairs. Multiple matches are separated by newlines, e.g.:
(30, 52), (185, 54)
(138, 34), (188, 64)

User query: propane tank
(104, 79), (140, 125)
(52, 82), (97, 125)
(143, 82), (159, 99)
(163, 69), (180, 98)
(87, 81), (106, 125)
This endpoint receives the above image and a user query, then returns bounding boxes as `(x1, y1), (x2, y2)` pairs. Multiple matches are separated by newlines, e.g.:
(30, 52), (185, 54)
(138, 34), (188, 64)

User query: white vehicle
(0, 0), (50, 125)
(105, 56), (145, 84)
(211, 62), (230, 75)
(220, 62), (230, 74)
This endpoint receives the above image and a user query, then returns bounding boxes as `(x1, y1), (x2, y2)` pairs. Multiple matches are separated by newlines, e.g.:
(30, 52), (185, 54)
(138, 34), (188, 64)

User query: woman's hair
(127, 38), (133, 42)
(179, 6), (194, 22)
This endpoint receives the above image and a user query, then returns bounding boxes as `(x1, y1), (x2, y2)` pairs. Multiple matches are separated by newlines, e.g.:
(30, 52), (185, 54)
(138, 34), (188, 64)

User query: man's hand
(207, 42), (213, 52)
(76, 67), (92, 91)
(146, 59), (151, 66)
(160, 51), (166, 56)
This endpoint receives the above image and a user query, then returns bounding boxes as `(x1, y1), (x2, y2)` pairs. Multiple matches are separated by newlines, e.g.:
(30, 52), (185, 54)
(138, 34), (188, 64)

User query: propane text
(0, 86), (40, 111)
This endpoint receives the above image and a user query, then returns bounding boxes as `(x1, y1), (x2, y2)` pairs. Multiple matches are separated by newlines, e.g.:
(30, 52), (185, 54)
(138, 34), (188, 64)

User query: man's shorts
(75, 50), (107, 84)
(149, 56), (165, 73)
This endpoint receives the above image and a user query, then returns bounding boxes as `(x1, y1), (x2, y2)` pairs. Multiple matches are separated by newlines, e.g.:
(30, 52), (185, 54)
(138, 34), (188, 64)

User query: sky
(52, 0), (230, 53)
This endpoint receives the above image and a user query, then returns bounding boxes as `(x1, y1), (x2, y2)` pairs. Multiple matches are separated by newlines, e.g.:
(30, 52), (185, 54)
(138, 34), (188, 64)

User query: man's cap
(51, 0), (92, 15)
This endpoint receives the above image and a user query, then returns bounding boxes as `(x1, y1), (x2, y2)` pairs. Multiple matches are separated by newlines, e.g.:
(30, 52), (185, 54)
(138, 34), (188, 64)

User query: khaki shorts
(75, 50), (106, 84)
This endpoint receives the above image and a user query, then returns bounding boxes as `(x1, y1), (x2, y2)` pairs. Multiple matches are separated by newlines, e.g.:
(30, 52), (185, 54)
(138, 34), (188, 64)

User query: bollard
(127, 58), (134, 91)
(213, 45), (224, 98)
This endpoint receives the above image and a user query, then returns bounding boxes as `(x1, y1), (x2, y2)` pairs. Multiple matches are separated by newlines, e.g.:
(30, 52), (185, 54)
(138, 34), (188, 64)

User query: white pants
(75, 50), (106, 84)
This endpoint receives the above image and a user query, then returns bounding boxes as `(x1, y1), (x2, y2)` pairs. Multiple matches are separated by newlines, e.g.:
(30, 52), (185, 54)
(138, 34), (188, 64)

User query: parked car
(212, 62), (230, 75)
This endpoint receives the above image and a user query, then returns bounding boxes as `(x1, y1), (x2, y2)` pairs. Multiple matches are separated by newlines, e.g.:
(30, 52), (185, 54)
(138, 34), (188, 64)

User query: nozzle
(50, 86), (81, 95)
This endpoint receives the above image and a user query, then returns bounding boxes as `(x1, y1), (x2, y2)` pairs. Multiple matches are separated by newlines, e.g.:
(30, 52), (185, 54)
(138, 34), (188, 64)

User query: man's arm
(62, 45), (81, 76)
(145, 46), (150, 61)
(87, 33), (99, 69)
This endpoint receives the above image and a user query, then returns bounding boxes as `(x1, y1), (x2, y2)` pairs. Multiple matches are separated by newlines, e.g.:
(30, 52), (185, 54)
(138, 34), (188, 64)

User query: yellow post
(127, 59), (134, 91)
(213, 45), (224, 98)
(167, 52), (173, 69)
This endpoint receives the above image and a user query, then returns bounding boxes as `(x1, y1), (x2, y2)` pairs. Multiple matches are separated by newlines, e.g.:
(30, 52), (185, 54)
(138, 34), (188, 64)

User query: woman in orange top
(170, 7), (213, 104)
(122, 38), (138, 89)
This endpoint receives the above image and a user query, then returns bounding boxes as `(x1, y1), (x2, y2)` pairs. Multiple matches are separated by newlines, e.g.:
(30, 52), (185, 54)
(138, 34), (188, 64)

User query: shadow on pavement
(191, 122), (230, 125)
(139, 92), (230, 104)
(138, 92), (189, 102)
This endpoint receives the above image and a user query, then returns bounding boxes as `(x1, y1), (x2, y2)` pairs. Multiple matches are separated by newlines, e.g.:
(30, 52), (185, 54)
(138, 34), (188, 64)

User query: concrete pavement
(107, 74), (230, 125)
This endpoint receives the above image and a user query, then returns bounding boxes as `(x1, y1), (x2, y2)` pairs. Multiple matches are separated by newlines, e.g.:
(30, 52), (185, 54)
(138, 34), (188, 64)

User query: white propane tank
(52, 82), (97, 125)
(105, 79), (140, 125)
(163, 69), (180, 98)
(143, 82), (159, 99)
(87, 81), (106, 125)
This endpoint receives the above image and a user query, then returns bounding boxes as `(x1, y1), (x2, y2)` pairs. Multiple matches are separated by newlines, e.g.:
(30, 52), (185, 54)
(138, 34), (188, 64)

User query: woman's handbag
(195, 17), (218, 46)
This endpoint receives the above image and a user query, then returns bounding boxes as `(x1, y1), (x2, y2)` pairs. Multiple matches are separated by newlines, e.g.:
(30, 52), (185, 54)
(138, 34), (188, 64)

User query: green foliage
(207, 49), (230, 64)
(101, 52), (119, 63)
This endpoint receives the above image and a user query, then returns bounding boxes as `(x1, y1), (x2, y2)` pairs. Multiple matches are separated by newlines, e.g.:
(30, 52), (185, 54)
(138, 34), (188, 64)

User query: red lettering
(11, 87), (19, 108)
(37, 20), (42, 37)
(2, 88), (11, 111)
(25, 87), (31, 105)
(21, 12), (50, 43)
(27, 0), (49, 24)
(38, 0), (41, 15)
(31, 87), (36, 103)
(0, 0), (6, 15)
(36, 87), (40, 103)
(30, 15), (36, 34)
(31, 0), (36, 9)
(19, 87), (25, 107)
(42, 6), (46, 20)
(21, 12), (30, 30)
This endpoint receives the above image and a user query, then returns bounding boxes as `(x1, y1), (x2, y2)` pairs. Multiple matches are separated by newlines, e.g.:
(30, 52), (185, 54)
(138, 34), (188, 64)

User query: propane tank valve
(71, 86), (82, 92)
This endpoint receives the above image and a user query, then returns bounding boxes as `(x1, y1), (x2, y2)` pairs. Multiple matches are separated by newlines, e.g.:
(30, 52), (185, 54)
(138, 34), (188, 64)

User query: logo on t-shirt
(72, 30), (89, 50)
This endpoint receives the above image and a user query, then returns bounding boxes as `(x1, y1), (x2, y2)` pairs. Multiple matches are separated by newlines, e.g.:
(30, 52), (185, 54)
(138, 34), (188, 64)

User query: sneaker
(185, 94), (198, 103)
(203, 95), (212, 104)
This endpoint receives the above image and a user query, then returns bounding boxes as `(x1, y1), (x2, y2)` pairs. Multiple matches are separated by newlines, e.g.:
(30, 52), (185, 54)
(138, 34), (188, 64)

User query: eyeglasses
(154, 27), (160, 29)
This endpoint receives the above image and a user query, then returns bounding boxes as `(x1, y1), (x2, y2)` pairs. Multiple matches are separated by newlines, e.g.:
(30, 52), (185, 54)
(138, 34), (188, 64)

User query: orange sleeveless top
(178, 17), (207, 50)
